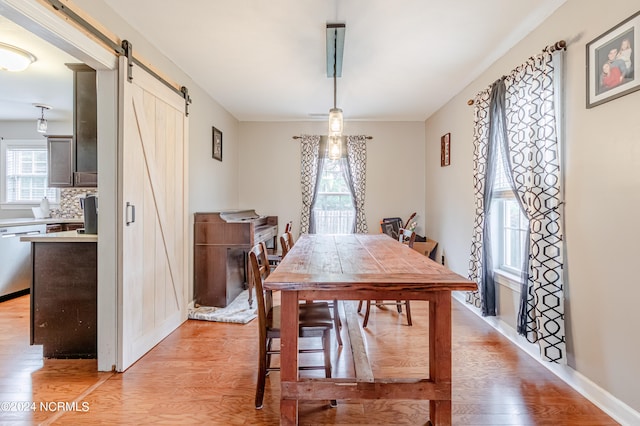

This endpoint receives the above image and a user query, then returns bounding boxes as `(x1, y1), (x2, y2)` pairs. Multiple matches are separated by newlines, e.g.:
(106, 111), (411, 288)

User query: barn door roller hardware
(121, 40), (192, 115)
(46, 0), (192, 115)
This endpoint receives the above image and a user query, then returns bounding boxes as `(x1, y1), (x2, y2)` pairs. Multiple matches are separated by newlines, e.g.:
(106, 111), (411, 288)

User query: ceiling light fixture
(0, 42), (36, 72)
(327, 23), (345, 160)
(34, 104), (51, 133)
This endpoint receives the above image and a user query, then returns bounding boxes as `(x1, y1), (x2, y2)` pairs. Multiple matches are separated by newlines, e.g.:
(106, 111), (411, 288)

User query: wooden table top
(264, 234), (477, 292)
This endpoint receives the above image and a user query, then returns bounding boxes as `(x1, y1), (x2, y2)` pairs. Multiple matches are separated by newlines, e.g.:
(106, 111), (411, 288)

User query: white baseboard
(452, 291), (639, 426)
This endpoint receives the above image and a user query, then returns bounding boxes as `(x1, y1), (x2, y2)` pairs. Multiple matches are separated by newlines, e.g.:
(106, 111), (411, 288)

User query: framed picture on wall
(586, 10), (640, 108)
(212, 126), (223, 161)
(441, 133), (451, 167)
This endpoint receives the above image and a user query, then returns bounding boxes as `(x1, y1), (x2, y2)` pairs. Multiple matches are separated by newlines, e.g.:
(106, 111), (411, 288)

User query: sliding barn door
(117, 57), (189, 370)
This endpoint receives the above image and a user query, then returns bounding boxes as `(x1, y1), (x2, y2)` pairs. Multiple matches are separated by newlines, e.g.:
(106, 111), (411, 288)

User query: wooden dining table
(264, 234), (477, 425)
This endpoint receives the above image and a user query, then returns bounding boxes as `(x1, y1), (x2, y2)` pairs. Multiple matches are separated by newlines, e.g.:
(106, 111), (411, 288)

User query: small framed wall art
(212, 126), (223, 161)
(441, 133), (451, 167)
(586, 10), (639, 108)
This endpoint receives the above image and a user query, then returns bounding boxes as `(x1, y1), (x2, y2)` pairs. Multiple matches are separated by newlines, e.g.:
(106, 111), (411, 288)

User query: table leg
(280, 290), (299, 425)
(429, 292), (452, 425)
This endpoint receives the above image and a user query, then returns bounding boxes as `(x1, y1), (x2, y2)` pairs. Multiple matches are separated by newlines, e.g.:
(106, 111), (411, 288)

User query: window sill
(494, 269), (522, 293)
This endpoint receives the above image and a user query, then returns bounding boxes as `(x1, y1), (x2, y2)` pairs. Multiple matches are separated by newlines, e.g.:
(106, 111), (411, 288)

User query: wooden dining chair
(249, 241), (335, 409)
(358, 229), (414, 327)
(281, 230), (344, 346)
(280, 231), (295, 257)
(267, 221), (294, 269)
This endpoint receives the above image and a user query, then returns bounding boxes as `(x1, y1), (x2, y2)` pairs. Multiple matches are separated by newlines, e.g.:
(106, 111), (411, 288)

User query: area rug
(188, 290), (257, 324)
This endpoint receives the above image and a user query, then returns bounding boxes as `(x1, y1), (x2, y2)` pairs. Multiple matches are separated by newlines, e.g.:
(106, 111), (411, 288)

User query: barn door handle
(126, 202), (136, 226)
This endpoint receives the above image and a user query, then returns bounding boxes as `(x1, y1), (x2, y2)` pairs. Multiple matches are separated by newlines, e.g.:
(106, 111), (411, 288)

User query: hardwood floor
(0, 294), (617, 425)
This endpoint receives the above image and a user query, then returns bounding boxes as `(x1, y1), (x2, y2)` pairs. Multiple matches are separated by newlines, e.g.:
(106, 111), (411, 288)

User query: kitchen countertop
(0, 217), (83, 227)
(20, 230), (97, 243)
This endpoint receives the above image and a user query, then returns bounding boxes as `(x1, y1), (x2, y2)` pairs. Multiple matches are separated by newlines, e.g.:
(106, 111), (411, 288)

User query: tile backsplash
(50, 188), (98, 219)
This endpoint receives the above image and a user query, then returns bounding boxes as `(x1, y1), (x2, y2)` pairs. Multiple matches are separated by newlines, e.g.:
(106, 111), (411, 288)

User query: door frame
(0, 0), (119, 371)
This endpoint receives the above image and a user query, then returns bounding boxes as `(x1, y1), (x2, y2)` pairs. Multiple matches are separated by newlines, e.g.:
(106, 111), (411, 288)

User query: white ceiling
(0, 15), (77, 123)
(1, 0), (566, 123)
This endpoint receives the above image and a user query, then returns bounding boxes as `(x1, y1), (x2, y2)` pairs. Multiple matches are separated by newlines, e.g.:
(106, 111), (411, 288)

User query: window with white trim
(1, 139), (59, 208)
(490, 145), (527, 279)
(311, 158), (355, 234)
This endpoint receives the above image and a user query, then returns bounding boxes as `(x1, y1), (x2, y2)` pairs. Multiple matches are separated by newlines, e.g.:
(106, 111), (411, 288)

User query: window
(311, 158), (355, 234)
(492, 194), (527, 277)
(1, 139), (58, 208)
(490, 147), (526, 278)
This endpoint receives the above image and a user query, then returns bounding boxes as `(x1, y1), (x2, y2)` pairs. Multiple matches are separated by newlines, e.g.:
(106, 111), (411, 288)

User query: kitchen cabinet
(47, 63), (97, 188)
(24, 234), (97, 358)
(47, 135), (74, 187)
(69, 63), (97, 174)
(45, 222), (83, 233)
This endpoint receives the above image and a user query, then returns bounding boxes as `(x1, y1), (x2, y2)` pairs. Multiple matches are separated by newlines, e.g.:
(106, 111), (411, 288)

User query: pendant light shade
(328, 135), (342, 160)
(328, 107), (343, 136)
(34, 104), (51, 133)
(0, 42), (36, 72)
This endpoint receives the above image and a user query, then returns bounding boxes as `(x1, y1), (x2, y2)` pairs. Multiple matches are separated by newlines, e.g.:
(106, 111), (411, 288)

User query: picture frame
(212, 126), (223, 161)
(440, 133), (451, 167)
(380, 218), (402, 240)
(586, 10), (639, 108)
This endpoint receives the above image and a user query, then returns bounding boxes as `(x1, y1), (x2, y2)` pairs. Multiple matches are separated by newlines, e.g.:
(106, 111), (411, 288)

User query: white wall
(239, 121), (426, 238)
(425, 0), (640, 419)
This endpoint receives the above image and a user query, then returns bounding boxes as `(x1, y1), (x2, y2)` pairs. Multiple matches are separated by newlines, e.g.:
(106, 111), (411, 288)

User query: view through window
(490, 147), (526, 277)
(1, 140), (58, 205)
(311, 158), (355, 234)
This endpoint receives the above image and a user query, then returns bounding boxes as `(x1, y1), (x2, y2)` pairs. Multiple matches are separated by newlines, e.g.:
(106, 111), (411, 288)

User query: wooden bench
(343, 301), (373, 383)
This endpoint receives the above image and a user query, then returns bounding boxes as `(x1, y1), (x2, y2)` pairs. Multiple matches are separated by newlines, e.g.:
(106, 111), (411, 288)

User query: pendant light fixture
(34, 104), (51, 133)
(0, 42), (36, 72)
(328, 135), (342, 160)
(326, 23), (345, 160)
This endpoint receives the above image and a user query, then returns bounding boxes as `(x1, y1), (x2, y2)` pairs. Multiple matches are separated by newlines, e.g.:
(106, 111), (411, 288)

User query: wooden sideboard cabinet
(193, 211), (277, 308)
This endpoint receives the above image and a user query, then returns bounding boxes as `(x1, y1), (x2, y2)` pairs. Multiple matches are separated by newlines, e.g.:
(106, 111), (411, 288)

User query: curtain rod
(292, 135), (373, 140)
(467, 40), (566, 106)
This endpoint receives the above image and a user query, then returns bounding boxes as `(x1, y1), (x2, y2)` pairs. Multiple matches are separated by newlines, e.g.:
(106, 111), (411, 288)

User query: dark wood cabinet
(64, 223), (84, 231)
(47, 135), (74, 188)
(30, 241), (97, 358)
(45, 224), (63, 233)
(194, 211), (277, 308)
(69, 64), (97, 173)
(46, 222), (84, 233)
(47, 64), (97, 188)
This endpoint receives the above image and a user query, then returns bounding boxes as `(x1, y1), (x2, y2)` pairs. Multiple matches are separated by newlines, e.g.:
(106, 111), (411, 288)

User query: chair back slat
(280, 231), (295, 258)
(284, 221), (293, 233)
(249, 242), (272, 322)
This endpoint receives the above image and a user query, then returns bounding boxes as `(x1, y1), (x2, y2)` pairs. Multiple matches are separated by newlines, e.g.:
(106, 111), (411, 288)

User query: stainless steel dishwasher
(0, 224), (46, 298)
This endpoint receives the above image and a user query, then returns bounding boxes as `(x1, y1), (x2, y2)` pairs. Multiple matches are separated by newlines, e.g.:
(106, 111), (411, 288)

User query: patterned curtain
(299, 135), (321, 234)
(467, 48), (566, 363)
(466, 91), (491, 311)
(346, 135), (368, 233)
(309, 137), (328, 234)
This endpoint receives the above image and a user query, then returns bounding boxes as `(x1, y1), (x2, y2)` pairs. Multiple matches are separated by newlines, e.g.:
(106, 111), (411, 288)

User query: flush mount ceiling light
(0, 42), (36, 72)
(326, 23), (345, 160)
(34, 104), (51, 133)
